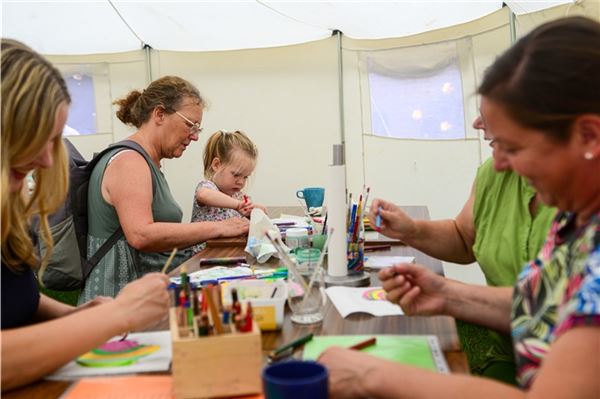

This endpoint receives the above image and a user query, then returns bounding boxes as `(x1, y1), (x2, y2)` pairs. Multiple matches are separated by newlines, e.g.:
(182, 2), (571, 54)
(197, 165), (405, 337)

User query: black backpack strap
(82, 140), (159, 281)
(106, 140), (158, 195)
(82, 226), (124, 281)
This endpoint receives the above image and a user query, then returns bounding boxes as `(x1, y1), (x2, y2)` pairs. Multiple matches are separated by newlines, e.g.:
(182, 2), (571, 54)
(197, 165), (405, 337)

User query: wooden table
(4, 206), (468, 399)
(177, 206), (464, 367)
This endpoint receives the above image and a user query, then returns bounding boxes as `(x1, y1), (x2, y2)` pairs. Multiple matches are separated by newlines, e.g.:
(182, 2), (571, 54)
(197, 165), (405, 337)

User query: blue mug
(262, 360), (328, 399)
(296, 187), (325, 210)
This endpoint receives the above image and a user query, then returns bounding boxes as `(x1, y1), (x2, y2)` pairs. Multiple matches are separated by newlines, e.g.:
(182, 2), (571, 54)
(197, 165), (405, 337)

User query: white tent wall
(39, 1), (597, 284)
(342, 9), (511, 224)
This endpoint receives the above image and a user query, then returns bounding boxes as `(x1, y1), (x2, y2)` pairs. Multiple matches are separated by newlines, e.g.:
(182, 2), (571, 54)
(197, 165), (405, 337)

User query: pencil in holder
(347, 218), (365, 274)
(169, 307), (262, 398)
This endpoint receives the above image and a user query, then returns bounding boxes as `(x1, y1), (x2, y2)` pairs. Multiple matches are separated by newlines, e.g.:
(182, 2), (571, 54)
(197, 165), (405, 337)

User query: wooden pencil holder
(169, 308), (263, 398)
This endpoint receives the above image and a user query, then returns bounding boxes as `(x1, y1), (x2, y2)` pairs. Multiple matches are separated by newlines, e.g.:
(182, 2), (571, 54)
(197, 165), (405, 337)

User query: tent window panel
(63, 73), (97, 135)
(366, 48), (465, 140)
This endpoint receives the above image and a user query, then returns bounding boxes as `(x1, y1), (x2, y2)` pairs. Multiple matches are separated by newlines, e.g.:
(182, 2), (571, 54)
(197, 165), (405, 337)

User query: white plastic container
(285, 228), (310, 250)
(222, 280), (287, 330)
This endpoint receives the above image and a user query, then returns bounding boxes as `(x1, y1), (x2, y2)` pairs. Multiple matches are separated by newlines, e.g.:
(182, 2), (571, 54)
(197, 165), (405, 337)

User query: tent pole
(334, 30), (346, 147)
(144, 44), (153, 84)
(508, 7), (517, 44)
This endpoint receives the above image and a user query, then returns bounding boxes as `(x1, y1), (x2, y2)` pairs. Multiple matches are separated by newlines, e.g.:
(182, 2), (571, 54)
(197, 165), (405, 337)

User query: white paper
(365, 256), (415, 269)
(326, 286), (404, 318)
(245, 209), (289, 263)
(46, 331), (172, 380)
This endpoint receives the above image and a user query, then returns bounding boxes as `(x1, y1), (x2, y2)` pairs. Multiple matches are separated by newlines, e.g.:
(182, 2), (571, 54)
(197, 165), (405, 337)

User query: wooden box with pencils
(168, 282), (262, 399)
(169, 310), (262, 399)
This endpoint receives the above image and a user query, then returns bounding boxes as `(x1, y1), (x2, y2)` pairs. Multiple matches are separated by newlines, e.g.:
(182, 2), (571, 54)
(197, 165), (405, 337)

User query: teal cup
(296, 187), (325, 210)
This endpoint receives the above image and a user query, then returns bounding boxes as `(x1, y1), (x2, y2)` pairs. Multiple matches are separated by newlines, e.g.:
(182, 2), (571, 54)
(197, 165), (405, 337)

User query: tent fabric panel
(266, 1), (502, 39)
(2, 2), (141, 55)
(114, 2), (331, 52)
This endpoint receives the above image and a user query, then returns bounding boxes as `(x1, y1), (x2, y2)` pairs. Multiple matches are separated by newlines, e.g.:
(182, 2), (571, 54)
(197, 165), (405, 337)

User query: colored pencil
(349, 337), (377, 351)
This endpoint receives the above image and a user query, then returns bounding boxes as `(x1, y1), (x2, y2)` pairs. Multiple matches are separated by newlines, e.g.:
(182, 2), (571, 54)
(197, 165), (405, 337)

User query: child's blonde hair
(203, 130), (258, 179)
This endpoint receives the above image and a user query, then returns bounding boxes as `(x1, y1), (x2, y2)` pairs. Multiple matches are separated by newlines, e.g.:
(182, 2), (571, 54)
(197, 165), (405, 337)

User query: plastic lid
(286, 227), (309, 238)
(296, 248), (321, 261)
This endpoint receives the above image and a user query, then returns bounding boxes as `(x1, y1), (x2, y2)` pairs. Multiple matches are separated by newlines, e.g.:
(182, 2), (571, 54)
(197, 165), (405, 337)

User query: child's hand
(238, 202), (254, 217)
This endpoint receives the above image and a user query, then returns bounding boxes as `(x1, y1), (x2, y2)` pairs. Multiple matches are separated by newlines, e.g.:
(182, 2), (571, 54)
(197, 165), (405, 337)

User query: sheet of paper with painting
(47, 331), (172, 380)
(302, 335), (449, 373)
(325, 286), (404, 318)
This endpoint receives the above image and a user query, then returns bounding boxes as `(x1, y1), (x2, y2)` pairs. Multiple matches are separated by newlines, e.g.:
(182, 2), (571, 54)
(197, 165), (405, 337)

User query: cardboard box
(222, 280), (287, 331)
(169, 309), (262, 399)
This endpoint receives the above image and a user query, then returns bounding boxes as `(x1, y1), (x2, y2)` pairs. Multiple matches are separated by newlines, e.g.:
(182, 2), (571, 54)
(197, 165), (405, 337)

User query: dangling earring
(584, 152), (594, 160)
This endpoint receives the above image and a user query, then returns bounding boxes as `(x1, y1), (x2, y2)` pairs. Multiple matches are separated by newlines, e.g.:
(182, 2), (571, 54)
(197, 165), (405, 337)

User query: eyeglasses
(175, 111), (203, 135)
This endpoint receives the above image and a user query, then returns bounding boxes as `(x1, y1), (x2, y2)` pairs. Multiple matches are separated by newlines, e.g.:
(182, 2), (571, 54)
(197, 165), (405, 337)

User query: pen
(365, 244), (391, 252)
(270, 333), (314, 357)
(349, 337), (377, 351)
(199, 256), (247, 266)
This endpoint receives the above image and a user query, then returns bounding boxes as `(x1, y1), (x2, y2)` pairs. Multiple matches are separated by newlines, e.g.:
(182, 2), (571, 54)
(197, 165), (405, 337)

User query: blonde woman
(1, 39), (169, 391)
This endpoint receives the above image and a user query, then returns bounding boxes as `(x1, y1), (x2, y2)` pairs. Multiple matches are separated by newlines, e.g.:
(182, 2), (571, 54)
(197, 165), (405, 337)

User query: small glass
(295, 248), (321, 274)
(287, 266), (326, 324)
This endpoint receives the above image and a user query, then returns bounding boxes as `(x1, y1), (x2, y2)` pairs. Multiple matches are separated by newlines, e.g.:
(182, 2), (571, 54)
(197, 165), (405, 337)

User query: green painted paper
(302, 335), (438, 371)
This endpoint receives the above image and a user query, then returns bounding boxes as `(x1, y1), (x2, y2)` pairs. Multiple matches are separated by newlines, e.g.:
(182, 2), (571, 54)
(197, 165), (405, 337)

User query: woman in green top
(80, 76), (249, 303)
(369, 116), (556, 383)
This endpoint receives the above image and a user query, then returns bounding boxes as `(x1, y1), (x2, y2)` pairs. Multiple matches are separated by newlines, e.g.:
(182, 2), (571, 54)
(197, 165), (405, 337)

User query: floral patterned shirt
(190, 179), (243, 254)
(511, 211), (600, 388)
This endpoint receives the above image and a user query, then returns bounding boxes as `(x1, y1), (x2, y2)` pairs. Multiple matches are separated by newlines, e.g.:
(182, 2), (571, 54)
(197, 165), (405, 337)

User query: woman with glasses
(79, 76), (249, 303)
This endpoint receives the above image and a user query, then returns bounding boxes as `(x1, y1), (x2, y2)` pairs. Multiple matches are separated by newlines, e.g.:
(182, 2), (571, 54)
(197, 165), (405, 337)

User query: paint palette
(76, 339), (160, 368)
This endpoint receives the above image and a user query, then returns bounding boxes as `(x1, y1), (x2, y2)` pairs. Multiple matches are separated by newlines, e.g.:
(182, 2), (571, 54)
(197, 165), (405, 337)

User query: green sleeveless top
(473, 159), (556, 287)
(470, 159), (556, 373)
(79, 146), (185, 303)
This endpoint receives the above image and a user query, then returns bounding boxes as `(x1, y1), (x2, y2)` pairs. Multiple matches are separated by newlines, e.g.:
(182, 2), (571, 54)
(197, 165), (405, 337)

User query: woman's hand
(318, 347), (383, 399)
(368, 198), (418, 240)
(217, 217), (250, 237)
(379, 263), (448, 316)
(114, 273), (169, 331)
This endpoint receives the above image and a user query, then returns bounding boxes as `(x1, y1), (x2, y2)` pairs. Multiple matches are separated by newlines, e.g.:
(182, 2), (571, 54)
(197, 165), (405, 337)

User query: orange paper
(62, 375), (265, 399)
(62, 376), (174, 399)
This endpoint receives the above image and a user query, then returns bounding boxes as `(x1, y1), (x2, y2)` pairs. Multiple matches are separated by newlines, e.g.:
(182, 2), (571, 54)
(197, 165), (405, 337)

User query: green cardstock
(302, 335), (447, 372)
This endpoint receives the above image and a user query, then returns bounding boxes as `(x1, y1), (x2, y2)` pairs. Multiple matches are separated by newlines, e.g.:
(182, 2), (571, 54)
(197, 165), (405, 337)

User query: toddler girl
(191, 130), (265, 253)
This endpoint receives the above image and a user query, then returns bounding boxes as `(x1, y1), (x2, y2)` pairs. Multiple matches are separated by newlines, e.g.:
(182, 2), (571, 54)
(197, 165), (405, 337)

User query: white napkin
(245, 209), (290, 263)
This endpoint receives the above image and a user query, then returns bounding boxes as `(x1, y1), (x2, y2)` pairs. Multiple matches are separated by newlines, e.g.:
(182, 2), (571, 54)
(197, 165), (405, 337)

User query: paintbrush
(161, 248), (179, 274)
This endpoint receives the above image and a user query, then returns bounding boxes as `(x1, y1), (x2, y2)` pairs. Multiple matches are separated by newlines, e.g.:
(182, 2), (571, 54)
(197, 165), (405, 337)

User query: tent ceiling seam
(255, 0), (334, 34)
(108, 0), (146, 49)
